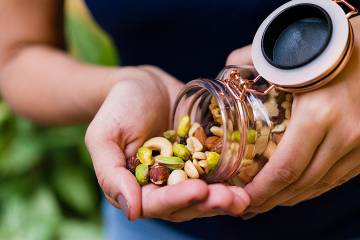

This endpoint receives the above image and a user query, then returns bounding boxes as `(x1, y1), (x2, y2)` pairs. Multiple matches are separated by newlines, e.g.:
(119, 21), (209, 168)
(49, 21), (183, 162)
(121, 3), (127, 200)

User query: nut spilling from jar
(127, 88), (292, 186)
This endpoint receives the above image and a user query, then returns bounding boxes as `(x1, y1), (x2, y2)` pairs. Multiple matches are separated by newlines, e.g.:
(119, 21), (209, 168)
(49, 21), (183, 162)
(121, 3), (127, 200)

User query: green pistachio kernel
(135, 163), (149, 186)
(137, 147), (154, 165)
(173, 143), (191, 160)
(156, 156), (185, 170)
(231, 131), (241, 142)
(177, 115), (191, 138)
(247, 129), (257, 144)
(206, 152), (220, 170)
(163, 130), (177, 143)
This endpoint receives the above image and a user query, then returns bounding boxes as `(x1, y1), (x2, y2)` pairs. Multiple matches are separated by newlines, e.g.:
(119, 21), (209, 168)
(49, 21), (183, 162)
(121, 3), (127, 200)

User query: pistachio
(126, 156), (140, 173)
(135, 163), (149, 186)
(206, 152), (220, 170)
(163, 130), (177, 143)
(184, 160), (200, 179)
(193, 159), (205, 175)
(177, 115), (191, 138)
(231, 130), (241, 142)
(205, 136), (223, 153)
(194, 127), (207, 146)
(247, 129), (257, 144)
(188, 122), (200, 137)
(192, 151), (207, 160)
(173, 143), (191, 160)
(155, 156), (185, 170)
(186, 136), (203, 153)
(149, 164), (170, 185)
(167, 169), (188, 185)
(210, 126), (224, 137)
(263, 141), (277, 159)
(143, 137), (173, 157)
(137, 147), (154, 165)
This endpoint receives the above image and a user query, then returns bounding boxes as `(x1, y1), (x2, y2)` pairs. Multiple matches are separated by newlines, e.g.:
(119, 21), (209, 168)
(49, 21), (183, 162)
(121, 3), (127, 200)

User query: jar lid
(252, 0), (353, 92)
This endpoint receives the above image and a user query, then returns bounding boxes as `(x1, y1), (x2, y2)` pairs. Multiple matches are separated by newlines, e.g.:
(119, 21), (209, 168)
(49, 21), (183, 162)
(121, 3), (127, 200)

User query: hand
(227, 17), (360, 218)
(85, 66), (249, 221)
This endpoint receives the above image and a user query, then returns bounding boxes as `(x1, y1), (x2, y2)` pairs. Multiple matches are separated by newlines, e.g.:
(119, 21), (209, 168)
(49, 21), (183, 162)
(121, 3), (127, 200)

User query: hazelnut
(126, 156), (140, 173)
(149, 164), (170, 185)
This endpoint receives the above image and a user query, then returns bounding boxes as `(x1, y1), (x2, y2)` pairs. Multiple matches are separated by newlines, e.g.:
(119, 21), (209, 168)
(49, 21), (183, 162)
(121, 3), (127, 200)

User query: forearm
(0, 45), (120, 125)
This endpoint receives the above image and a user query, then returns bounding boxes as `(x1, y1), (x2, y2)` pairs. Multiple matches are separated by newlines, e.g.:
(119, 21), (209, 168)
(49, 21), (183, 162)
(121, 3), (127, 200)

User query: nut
(177, 115), (191, 138)
(247, 129), (257, 144)
(192, 151), (206, 160)
(126, 156), (140, 173)
(263, 141), (277, 159)
(192, 159), (205, 175)
(188, 122), (200, 137)
(209, 97), (223, 125)
(149, 164), (170, 185)
(210, 126), (224, 137)
(155, 156), (185, 170)
(231, 130), (241, 142)
(143, 137), (173, 157)
(194, 127), (207, 146)
(173, 143), (191, 160)
(167, 169), (188, 185)
(206, 152), (220, 170)
(244, 144), (255, 159)
(272, 133), (284, 144)
(184, 160), (200, 179)
(137, 147), (154, 165)
(163, 130), (177, 143)
(255, 121), (263, 131)
(199, 160), (208, 169)
(237, 159), (260, 184)
(186, 136), (203, 153)
(205, 136), (223, 153)
(135, 163), (149, 186)
(264, 98), (279, 117)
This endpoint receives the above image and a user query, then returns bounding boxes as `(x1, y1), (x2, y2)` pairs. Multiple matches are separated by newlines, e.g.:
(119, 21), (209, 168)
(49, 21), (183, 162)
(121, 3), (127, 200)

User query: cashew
(184, 160), (200, 179)
(143, 137), (173, 157)
(192, 151), (206, 160)
(210, 126), (224, 137)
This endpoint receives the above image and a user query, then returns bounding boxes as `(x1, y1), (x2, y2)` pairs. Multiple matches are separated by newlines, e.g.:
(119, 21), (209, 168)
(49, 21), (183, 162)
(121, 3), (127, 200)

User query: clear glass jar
(172, 65), (293, 186)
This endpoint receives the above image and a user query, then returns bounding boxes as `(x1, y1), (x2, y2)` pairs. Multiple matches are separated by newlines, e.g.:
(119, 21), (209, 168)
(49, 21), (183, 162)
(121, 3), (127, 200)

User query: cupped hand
(227, 18), (360, 218)
(85, 66), (249, 221)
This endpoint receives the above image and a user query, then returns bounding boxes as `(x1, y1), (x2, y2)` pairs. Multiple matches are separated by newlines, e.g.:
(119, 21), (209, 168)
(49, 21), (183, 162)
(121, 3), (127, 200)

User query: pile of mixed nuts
(126, 88), (293, 187)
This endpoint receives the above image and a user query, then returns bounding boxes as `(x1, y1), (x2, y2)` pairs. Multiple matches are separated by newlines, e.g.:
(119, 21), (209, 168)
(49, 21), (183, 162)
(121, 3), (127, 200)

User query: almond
(194, 127), (207, 146)
(205, 136), (223, 154)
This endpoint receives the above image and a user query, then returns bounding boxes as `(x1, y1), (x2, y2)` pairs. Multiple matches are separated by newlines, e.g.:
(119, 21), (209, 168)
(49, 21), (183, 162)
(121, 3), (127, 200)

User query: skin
(227, 17), (360, 218)
(0, 0), (250, 222)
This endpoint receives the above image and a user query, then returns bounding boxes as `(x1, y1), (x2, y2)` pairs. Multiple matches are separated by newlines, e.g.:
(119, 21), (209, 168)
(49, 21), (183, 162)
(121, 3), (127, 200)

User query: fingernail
(241, 212), (257, 220)
(117, 195), (130, 220)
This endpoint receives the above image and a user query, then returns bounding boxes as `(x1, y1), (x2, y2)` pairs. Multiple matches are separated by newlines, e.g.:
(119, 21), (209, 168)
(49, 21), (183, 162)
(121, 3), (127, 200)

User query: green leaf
(51, 159), (97, 215)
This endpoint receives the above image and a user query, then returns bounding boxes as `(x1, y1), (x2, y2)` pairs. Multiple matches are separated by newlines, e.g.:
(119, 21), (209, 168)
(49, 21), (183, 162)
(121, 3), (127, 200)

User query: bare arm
(0, 0), (124, 124)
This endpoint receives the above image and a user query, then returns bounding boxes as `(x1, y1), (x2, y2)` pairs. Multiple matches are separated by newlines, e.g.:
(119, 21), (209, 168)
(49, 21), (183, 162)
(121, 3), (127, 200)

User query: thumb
(226, 45), (253, 66)
(85, 130), (141, 221)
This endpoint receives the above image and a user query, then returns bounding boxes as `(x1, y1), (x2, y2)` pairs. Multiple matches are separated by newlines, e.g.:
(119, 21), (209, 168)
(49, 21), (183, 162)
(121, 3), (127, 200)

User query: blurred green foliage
(0, 1), (119, 239)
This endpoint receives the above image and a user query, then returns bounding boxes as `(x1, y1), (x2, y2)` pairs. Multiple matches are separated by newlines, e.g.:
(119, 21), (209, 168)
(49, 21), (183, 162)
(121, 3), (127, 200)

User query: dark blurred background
(0, 1), (118, 239)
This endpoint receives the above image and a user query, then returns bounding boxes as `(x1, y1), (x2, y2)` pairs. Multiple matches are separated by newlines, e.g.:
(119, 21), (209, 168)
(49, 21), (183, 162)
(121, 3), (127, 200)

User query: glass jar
(172, 65), (293, 186)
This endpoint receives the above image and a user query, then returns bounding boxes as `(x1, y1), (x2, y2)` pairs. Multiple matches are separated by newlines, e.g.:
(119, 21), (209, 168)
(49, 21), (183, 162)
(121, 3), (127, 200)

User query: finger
(251, 128), (352, 213)
(226, 45), (252, 66)
(282, 151), (360, 206)
(142, 179), (209, 218)
(86, 128), (142, 221)
(245, 107), (327, 207)
(167, 185), (250, 222)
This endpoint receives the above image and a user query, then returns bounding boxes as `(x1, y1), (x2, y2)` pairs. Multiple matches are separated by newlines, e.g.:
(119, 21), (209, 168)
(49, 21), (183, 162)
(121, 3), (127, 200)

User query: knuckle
(274, 166), (300, 185)
(315, 179), (332, 190)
